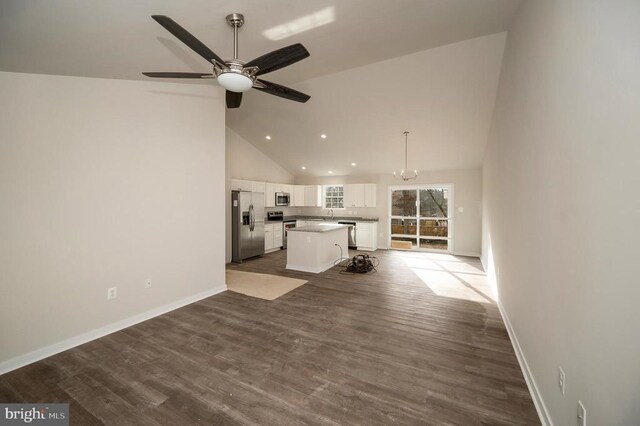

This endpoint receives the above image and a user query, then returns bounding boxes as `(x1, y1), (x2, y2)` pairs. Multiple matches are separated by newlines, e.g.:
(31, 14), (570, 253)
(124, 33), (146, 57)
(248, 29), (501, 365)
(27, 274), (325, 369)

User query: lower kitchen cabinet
(265, 223), (283, 252)
(356, 222), (378, 251)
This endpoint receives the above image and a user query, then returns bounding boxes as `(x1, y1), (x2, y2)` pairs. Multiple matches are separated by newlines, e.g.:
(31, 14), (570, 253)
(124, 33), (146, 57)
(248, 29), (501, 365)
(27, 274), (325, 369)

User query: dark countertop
(283, 215), (379, 222)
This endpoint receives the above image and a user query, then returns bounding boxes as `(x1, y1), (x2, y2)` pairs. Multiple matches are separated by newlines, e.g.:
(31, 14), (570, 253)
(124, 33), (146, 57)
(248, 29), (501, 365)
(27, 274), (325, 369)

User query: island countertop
(289, 224), (351, 233)
(284, 215), (378, 222)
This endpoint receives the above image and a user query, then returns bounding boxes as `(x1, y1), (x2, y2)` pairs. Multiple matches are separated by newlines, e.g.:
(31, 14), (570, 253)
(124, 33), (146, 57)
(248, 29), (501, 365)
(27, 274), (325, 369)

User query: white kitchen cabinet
(343, 184), (355, 208)
(354, 184), (365, 207)
(231, 179), (266, 194)
(292, 185), (305, 207)
(278, 183), (291, 194)
(231, 179), (251, 191)
(304, 185), (322, 207)
(364, 183), (376, 207)
(273, 223), (283, 247)
(283, 184), (293, 195)
(252, 181), (265, 194)
(356, 221), (378, 251)
(344, 184), (364, 207)
(343, 183), (376, 208)
(265, 183), (276, 207)
(264, 223), (283, 251)
(264, 224), (273, 250)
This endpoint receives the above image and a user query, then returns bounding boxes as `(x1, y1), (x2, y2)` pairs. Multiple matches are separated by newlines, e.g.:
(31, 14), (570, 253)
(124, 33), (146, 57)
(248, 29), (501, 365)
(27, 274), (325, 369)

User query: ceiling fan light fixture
(217, 72), (253, 92)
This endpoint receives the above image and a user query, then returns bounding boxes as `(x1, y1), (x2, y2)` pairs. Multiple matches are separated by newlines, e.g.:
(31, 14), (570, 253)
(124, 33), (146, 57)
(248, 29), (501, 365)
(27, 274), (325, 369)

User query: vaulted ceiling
(228, 32), (507, 177)
(0, 0), (521, 176)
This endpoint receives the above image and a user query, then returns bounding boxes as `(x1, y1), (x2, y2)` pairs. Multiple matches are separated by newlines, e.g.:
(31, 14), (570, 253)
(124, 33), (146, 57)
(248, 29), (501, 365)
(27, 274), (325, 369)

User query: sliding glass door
(389, 185), (453, 252)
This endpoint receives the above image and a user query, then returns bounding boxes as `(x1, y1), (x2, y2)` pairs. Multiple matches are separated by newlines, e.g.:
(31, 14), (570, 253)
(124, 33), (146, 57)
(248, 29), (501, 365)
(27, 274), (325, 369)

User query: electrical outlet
(145, 279), (152, 289)
(577, 400), (586, 426)
(107, 287), (117, 300)
(558, 367), (566, 395)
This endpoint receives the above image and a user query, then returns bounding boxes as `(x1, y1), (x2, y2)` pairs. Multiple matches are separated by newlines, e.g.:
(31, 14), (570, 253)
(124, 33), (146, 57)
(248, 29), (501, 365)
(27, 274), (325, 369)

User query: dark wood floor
(0, 249), (539, 425)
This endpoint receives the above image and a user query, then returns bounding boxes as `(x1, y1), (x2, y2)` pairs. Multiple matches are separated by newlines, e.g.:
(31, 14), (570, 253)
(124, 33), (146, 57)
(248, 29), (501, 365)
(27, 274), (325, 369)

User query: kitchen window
(324, 185), (344, 209)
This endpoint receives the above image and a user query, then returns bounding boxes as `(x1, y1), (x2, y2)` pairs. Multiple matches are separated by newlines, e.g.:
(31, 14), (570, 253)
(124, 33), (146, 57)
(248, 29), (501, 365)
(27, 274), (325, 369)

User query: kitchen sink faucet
(328, 209), (334, 219)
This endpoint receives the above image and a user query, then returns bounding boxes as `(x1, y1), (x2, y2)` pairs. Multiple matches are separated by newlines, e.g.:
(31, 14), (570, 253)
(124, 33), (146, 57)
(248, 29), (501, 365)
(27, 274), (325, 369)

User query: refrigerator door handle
(249, 204), (254, 231)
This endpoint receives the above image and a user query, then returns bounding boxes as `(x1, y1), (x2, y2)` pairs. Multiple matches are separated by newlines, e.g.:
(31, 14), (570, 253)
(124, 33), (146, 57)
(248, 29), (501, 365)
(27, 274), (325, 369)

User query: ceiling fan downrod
(225, 13), (244, 60)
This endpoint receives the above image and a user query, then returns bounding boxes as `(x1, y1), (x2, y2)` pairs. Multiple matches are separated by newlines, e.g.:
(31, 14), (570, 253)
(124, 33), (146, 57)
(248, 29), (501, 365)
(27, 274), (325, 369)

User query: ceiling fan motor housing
(226, 13), (245, 28)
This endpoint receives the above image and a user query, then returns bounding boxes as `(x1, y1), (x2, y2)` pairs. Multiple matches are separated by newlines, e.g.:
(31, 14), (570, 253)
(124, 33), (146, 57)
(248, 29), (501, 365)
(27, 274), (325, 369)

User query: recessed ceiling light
(351, 162), (356, 166)
(320, 134), (327, 139)
(265, 135), (271, 140)
(301, 166), (306, 170)
(328, 170), (333, 174)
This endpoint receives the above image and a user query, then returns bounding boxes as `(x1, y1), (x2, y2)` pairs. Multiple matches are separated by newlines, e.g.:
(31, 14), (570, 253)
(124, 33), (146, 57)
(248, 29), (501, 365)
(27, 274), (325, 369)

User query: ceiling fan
(143, 13), (311, 109)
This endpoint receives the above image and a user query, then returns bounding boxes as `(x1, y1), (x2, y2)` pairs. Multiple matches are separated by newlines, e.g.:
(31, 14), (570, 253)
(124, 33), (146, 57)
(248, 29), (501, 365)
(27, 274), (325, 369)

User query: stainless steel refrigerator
(231, 191), (265, 262)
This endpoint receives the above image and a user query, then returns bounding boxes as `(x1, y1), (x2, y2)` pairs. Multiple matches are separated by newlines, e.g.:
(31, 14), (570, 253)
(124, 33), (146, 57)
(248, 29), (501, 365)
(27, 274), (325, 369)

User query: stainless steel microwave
(275, 192), (290, 206)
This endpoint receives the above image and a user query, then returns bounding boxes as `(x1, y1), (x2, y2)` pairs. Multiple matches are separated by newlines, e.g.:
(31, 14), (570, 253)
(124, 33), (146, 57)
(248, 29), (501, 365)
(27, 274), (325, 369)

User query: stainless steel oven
(275, 192), (290, 206)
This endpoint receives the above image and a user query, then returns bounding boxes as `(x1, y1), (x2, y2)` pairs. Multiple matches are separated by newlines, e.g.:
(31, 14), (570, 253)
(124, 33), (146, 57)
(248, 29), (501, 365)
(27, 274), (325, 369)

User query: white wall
(0, 72), (226, 370)
(226, 127), (294, 184)
(225, 127), (294, 263)
(296, 168), (482, 256)
(482, 1), (640, 424)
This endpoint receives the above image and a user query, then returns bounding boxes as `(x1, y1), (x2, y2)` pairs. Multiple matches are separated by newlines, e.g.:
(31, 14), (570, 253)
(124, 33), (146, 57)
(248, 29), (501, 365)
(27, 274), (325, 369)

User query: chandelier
(393, 131), (418, 181)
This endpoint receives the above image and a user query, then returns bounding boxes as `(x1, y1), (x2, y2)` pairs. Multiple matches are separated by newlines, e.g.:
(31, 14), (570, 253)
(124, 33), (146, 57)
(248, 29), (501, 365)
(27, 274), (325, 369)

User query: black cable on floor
(341, 254), (379, 274)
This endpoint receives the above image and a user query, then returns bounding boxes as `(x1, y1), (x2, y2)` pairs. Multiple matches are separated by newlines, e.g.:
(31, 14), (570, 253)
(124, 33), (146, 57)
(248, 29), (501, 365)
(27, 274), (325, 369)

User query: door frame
(387, 183), (455, 253)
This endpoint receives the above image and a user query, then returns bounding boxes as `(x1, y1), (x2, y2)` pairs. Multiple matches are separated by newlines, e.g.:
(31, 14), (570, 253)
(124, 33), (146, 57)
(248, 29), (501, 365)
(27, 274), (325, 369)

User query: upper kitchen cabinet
(231, 179), (251, 191)
(252, 181), (266, 194)
(292, 185), (306, 207)
(343, 184), (355, 208)
(354, 184), (365, 207)
(364, 183), (376, 207)
(265, 182), (276, 207)
(283, 184), (294, 196)
(231, 179), (266, 194)
(343, 184), (377, 208)
(304, 185), (322, 207)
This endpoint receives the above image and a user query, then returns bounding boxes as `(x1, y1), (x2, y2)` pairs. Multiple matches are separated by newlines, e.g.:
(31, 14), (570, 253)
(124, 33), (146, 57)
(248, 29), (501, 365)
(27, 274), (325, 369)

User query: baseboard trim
(0, 285), (227, 376)
(453, 251), (481, 258)
(285, 262), (333, 274)
(497, 300), (553, 426)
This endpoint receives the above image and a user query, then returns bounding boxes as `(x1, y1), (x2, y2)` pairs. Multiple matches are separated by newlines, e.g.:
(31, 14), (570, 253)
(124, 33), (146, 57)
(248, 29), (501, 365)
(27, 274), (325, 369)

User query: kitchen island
(286, 224), (349, 273)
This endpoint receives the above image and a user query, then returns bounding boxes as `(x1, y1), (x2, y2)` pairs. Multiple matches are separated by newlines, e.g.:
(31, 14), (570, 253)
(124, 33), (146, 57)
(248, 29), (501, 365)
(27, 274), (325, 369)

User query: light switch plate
(458, 207), (464, 213)
(107, 287), (117, 300)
